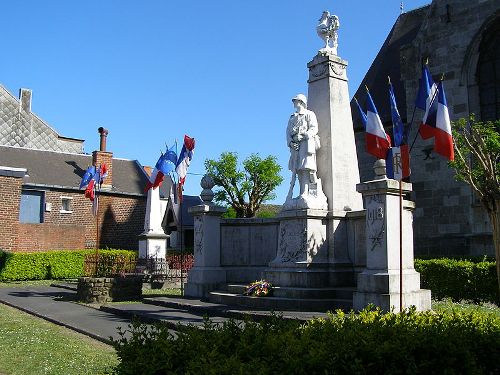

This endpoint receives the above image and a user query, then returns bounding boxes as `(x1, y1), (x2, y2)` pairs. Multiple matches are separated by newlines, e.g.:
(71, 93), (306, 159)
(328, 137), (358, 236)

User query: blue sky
(1, 0), (429, 203)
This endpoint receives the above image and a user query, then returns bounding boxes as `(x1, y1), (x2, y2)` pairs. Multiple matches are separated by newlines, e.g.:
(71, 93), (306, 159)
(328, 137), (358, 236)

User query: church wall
(398, 0), (499, 256)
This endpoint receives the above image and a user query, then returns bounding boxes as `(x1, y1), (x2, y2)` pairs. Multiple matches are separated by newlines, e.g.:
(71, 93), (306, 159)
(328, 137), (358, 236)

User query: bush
(415, 258), (498, 303)
(0, 249), (137, 281)
(112, 307), (500, 374)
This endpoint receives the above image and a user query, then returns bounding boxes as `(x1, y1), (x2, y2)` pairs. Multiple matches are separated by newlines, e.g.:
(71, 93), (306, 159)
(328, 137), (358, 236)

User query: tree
(450, 116), (500, 297)
(205, 152), (283, 218)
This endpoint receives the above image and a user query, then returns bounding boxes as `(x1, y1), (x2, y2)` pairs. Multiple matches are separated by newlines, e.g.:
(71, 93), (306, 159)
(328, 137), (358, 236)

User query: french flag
(145, 146), (178, 191)
(386, 80), (411, 180)
(416, 65), (438, 140)
(430, 82), (454, 161)
(365, 90), (391, 159)
(386, 145), (410, 180)
(175, 135), (195, 185)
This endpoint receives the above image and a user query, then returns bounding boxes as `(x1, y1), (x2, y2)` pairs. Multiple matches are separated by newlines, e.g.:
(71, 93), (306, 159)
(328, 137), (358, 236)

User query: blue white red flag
(145, 145), (178, 191)
(353, 97), (367, 129)
(433, 82), (454, 161)
(386, 145), (410, 180)
(386, 80), (410, 180)
(416, 65), (438, 139)
(175, 135), (195, 203)
(365, 90), (391, 159)
(175, 135), (195, 185)
(80, 166), (96, 189)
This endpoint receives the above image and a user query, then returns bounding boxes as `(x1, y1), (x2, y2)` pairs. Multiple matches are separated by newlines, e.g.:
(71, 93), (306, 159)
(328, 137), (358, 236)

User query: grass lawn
(0, 303), (118, 375)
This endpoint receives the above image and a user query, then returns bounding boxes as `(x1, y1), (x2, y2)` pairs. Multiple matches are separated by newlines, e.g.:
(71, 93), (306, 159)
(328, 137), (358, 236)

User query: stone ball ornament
(200, 174), (215, 203)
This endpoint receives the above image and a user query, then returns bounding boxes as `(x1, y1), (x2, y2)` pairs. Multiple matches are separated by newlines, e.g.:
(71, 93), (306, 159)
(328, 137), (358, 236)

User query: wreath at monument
(243, 280), (273, 297)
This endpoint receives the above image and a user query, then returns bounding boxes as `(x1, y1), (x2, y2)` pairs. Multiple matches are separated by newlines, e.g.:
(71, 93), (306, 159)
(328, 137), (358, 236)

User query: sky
(1, 0), (430, 203)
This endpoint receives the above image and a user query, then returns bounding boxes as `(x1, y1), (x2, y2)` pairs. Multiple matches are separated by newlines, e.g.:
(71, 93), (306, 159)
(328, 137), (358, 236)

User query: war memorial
(166, 11), (433, 312)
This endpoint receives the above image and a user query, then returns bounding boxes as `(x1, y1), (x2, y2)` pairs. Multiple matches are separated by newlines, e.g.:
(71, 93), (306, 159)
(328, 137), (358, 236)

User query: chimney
(19, 88), (32, 114)
(92, 127), (113, 187)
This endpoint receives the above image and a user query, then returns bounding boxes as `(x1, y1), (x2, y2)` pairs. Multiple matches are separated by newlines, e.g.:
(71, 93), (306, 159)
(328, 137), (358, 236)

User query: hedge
(415, 258), (498, 303)
(0, 249), (137, 281)
(112, 307), (500, 374)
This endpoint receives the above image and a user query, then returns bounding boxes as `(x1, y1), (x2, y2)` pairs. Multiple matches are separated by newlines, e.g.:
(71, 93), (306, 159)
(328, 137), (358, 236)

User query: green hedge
(0, 249), (137, 281)
(415, 258), (498, 303)
(112, 307), (500, 374)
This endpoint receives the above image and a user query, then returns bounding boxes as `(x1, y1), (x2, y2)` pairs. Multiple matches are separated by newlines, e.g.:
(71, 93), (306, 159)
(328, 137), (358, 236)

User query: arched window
(477, 19), (500, 121)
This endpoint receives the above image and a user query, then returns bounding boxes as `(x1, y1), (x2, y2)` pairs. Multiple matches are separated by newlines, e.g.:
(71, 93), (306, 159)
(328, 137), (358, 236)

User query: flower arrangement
(243, 280), (273, 297)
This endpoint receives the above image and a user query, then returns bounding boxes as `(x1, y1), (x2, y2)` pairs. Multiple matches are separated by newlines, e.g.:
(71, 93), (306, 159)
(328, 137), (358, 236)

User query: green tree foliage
(450, 116), (500, 297)
(205, 152), (283, 218)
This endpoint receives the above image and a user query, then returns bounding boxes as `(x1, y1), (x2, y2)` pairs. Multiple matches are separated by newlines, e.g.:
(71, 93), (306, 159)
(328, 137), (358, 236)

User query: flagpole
(399, 178), (403, 312)
(179, 187), (184, 296)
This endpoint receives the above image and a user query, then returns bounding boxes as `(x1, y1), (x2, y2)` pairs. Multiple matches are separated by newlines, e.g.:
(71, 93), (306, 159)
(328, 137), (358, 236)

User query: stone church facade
(352, 0), (500, 256)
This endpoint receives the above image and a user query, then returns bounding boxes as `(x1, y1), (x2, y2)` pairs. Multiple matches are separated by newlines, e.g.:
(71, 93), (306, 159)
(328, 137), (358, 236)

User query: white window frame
(60, 196), (73, 214)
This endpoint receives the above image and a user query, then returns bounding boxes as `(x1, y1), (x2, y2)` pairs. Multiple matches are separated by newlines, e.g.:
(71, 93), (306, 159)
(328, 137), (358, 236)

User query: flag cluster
(354, 62), (454, 181)
(79, 164), (108, 216)
(144, 135), (196, 204)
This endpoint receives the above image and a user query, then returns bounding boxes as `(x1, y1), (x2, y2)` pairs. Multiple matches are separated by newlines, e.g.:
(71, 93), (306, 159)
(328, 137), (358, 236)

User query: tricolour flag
(433, 81), (454, 161)
(386, 79), (411, 180)
(386, 145), (410, 180)
(145, 145), (178, 191)
(175, 135), (195, 202)
(416, 64), (438, 139)
(365, 90), (391, 159)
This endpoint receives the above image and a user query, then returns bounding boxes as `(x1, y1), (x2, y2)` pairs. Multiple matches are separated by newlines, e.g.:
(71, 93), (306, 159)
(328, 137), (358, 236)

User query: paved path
(0, 285), (328, 345)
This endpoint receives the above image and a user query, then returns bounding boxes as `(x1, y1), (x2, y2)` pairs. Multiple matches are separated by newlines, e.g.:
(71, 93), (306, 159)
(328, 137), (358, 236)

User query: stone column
(307, 53), (363, 212)
(138, 187), (168, 259)
(184, 176), (227, 298)
(353, 167), (431, 312)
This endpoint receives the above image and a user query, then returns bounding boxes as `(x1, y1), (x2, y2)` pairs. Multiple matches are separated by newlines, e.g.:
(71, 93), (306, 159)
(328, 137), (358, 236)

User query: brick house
(0, 85), (149, 252)
(351, 0), (500, 256)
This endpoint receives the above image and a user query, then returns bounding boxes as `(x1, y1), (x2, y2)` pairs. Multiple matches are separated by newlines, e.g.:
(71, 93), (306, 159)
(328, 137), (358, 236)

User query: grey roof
(0, 145), (148, 196)
(351, 6), (429, 129)
(164, 195), (203, 229)
(0, 84), (84, 153)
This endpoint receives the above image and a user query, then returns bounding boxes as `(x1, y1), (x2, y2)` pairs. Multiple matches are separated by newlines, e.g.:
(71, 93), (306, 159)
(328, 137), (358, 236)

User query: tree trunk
(488, 206), (500, 301)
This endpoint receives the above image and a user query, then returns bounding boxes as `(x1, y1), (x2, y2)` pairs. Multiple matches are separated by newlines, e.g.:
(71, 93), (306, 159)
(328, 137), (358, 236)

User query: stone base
(184, 267), (226, 298)
(353, 268), (431, 312)
(282, 178), (328, 211)
(138, 231), (168, 259)
(262, 266), (354, 288)
(353, 289), (431, 312)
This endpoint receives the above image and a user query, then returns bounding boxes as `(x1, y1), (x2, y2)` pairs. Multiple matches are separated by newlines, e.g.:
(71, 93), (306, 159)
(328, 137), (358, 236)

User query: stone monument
(138, 187), (168, 259)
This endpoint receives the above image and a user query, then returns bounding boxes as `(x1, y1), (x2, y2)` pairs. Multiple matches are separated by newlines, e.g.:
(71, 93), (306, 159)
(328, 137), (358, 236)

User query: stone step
(225, 284), (354, 300)
(208, 291), (352, 312)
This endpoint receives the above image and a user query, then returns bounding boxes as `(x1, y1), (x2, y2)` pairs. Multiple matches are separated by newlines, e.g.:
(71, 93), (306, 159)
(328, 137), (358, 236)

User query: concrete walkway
(0, 285), (328, 345)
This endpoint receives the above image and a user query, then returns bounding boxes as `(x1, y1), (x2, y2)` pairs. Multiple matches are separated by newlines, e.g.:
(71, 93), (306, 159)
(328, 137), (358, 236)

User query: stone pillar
(307, 53), (363, 212)
(138, 187), (168, 259)
(353, 168), (431, 312)
(184, 175), (227, 298)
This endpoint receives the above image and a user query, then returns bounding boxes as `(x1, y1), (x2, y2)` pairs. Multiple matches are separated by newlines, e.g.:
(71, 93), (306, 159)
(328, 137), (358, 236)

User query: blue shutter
(19, 190), (44, 223)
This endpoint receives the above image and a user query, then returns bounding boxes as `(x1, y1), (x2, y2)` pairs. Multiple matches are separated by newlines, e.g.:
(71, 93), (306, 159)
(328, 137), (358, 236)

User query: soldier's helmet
(291, 94), (307, 106)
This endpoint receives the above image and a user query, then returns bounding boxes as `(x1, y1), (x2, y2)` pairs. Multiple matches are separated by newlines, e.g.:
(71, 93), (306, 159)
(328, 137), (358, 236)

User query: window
(19, 190), (44, 223)
(60, 196), (73, 213)
(477, 19), (500, 121)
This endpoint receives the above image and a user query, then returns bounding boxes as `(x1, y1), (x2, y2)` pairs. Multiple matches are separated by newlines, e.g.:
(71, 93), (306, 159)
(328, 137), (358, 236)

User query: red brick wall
(0, 181), (146, 252)
(0, 175), (22, 252)
(16, 224), (85, 252)
(92, 151), (113, 185)
(41, 190), (146, 251)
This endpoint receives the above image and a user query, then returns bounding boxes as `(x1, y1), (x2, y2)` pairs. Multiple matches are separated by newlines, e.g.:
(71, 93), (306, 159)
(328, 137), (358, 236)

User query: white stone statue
(316, 11), (340, 54)
(284, 94), (327, 210)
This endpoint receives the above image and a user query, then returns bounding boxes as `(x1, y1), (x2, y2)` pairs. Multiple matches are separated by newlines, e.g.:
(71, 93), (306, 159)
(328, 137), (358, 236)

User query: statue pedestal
(353, 178), (431, 312)
(263, 209), (354, 288)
